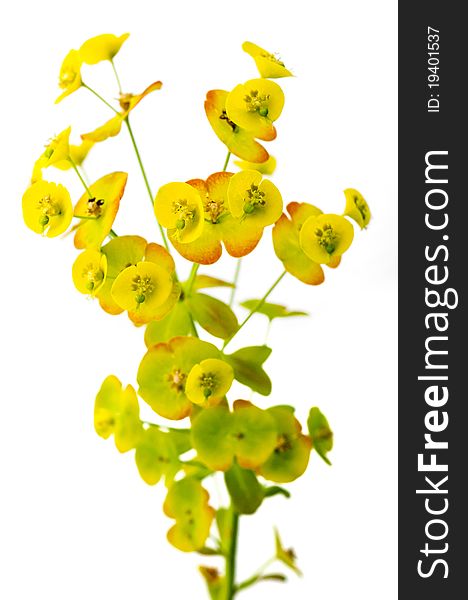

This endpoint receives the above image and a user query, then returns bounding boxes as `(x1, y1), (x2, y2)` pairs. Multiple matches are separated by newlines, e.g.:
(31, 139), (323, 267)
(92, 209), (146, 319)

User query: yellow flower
(72, 249), (107, 296)
(167, 173), (265, 265)
(185, 358), (234, 406)
(343, 188), (371, 229)
(234, 155), (276, 175)
(300, 213), (354, 264)
(73, 172), (128, 249)
(204, 89), (271, 163)
(228, 170), (283, 228)
(242, 42), (293, 78)
(41, 127), (71, 168)
(55, 50), (82, 104)
(22, 180), (73, 237)
(96, 237), (180, 325)
(111, 262), (172, 311)
(81, 81), (162, 143)
(79, 33), (130, 65)
(226, 78), (284, 140)
(154, 182), (205, 244)
(273, 202), (342, 285)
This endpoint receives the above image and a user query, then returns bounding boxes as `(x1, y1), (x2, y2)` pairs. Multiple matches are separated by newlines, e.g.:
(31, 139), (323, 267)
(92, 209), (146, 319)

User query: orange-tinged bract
(204, 90), (270, 163)
(73, 172), (127, 249)
(81, 81), (162, 143)
(167, 172), (266, 265)
(273, 202), (342, 285)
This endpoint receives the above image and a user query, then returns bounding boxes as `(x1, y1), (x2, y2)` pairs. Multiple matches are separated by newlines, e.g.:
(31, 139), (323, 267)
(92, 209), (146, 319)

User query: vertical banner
(399, 2), (467, 596)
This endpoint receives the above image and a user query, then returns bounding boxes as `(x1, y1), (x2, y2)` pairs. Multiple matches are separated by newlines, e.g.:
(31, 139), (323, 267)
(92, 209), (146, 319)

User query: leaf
(241, 299), (308, 321)
(224, 345), (272, 396)
(199, 566), (225, 600)
(224, 462), (265, 515)
(193, 274), (234, 291)
(264, 485), (291, 499)
(188, 293), (238, 340)
(144, 301), (192, 347)
(307, 407), (334, 465)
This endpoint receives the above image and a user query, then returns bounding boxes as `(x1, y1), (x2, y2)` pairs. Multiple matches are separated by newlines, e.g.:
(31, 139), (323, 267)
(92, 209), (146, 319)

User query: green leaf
(224, 346), (272, 396)
(188, 293), (238, 340)
(224, 462), (265, 515)
(241, 299), (308, 321)
(193, 274), (234, 291)
(264, 485), (291, 499)
(134, 428), (179, 485)
(307, 407), (334, 465)
(168, 428), (192, 455)
(144, 301), (192, 347)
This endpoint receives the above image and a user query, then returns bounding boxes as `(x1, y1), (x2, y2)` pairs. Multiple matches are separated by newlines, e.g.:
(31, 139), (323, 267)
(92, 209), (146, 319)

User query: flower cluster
(22, 35), (370, 599)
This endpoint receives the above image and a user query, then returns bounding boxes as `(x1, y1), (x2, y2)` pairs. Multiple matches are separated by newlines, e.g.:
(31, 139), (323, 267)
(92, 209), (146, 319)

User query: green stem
(222, 270), (287, 350)
(186, 263), (200, 296)
(222, 151), (232, 172)
(69, 158), (93, 197)
(229, 259), (241, 307)
(109, 229), (118, 238)
(124, 116), (171, 253)
(110, 59), (123, 94)
(188, 311), (199, 338)
(225, 508), (239, 600)
(82, 82), (120, 114)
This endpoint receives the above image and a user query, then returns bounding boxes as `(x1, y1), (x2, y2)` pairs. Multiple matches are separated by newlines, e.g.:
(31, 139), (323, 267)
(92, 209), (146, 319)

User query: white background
(0, 1), (397, 598)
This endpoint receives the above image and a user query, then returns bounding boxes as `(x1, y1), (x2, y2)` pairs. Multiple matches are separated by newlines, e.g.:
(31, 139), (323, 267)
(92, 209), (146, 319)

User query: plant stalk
(225, 508), (239, 600)
(222, 270), (287, 350)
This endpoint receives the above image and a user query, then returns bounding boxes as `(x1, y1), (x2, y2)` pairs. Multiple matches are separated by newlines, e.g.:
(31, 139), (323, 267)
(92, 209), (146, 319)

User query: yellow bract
(81, 82), (162, 143)
(111, 261), (173, 320)
(300, 213), (354, 264)
(73, 172), (128, 249)
(22, 180), (73, 237)
(185, 358), (234, 406)
(72, 249), (107, 296)
(79, 33), (130, 65)
(154, 182), (205, 244)
(343, 188), (371, 229)
(242, 42), (293, 79)
(226, 78), (284, 140)
(53, 139), (95, 171)
(94, 375), (142, 453)
(55, 50), (82, 104)
(228, 170), (283, 228)
(41, 127), (71, 168)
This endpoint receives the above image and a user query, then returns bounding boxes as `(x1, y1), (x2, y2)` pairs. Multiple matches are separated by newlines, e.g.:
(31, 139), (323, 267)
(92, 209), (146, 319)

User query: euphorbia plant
(22, 33), (371, 599)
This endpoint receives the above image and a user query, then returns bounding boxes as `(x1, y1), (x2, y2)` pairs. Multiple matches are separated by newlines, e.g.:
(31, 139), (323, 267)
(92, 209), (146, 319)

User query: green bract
(135, 428), (180, 485)
(137, 336), (220, 419)
(259, 407), (312, 483)
(191, 401), (277, 471)
(163, 478), (215, 552)
(307, 407), (334, 465)
(94, 375), (142, 453)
